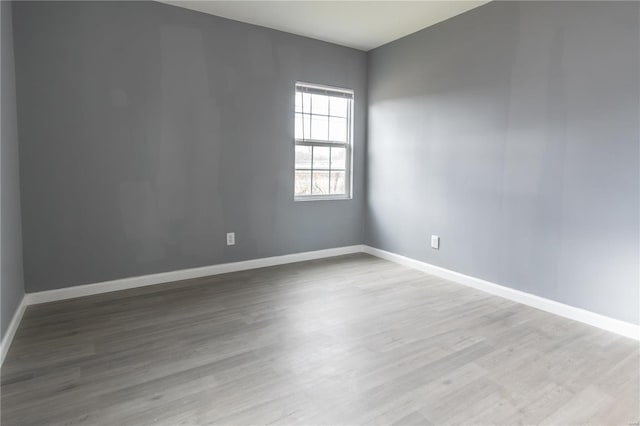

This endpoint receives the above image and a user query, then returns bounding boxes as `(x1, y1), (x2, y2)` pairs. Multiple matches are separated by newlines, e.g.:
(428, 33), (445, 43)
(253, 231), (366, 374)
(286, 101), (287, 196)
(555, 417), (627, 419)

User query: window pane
(330, 147), (346, 169)
(295, 171), (311, 196)
(312, 171), (329, 195)
(295, 114), (302, 139)
(313, 146), (330, 169)
(329, 116), (347, 142)
(295, 92), (303, 113)
(296, 92), (311, 114)
(311, 115), (328, 140)
(330, 171), (346, 194)
(329, 97), (348, 117)
(295, 145), (311, 169)
(295, 113), (310, 140)
(311, 94), (329, 115)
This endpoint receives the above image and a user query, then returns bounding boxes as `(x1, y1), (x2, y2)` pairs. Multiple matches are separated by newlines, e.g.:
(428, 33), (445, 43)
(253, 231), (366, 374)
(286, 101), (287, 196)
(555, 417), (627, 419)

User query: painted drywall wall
(1, 0), (25, 338)
(367, 1), (640, 325)
(13, 1), (367, 292)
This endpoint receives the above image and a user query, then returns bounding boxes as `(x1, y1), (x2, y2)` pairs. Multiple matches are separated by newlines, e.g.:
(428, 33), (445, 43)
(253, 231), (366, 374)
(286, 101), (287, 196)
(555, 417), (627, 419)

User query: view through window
(294, 82), (353, 200)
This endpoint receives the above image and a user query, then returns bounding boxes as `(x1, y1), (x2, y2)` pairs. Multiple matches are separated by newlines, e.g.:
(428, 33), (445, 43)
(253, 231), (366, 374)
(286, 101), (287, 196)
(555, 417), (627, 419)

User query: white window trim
(294, 81), (354, 201)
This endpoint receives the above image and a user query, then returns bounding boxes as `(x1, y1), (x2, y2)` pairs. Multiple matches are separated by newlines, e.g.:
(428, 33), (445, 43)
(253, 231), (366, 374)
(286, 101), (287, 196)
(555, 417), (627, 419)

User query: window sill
(295, 195), (352, 202)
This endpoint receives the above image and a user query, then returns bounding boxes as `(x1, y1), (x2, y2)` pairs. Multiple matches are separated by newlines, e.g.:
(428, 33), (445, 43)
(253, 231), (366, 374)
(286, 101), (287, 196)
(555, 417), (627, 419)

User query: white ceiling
(160, 1), (490, 51)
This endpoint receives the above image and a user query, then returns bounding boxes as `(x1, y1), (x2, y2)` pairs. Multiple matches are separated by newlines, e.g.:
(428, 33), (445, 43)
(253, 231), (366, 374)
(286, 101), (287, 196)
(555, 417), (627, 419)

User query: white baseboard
(26, 245), (366, 305)
(3, 242), (636, 368)
(362, 245), (640, 341)
(1, 295), (27, 365)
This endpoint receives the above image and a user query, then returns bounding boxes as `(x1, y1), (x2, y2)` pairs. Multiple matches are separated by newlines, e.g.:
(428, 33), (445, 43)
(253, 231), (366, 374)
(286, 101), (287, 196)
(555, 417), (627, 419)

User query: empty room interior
(1, 0), (639, 424)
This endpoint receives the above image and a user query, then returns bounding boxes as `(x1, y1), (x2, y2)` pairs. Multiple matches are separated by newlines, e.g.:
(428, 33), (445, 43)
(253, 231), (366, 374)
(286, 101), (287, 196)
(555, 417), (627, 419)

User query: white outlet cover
(226, 232), (235, 246)
(431, 235), (439, 249)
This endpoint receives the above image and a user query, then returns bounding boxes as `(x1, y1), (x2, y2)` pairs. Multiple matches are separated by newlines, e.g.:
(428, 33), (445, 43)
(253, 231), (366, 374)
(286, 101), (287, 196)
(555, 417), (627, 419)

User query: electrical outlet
(431, 235), (439, 249)
(226, 232), (235, 246)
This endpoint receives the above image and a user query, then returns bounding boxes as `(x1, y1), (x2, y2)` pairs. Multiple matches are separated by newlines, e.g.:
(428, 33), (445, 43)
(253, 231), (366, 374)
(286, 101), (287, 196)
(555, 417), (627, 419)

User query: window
(294, 82), (353, 200)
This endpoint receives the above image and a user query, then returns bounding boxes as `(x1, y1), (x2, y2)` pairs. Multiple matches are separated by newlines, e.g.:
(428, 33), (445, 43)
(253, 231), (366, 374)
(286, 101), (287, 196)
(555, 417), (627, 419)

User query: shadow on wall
(366, 1), (640, 324)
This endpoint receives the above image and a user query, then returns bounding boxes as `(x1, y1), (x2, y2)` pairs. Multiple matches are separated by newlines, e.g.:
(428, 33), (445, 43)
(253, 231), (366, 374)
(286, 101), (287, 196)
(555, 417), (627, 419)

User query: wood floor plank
(1, 253), (638, 425)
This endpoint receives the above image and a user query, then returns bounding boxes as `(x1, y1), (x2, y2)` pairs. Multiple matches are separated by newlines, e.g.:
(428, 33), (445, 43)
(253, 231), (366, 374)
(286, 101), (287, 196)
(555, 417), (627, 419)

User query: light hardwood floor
(2, 254), (639, 425)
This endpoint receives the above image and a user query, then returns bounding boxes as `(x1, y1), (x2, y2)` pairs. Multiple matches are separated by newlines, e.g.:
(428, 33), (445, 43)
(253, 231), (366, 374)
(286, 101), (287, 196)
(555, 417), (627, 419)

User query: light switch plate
(431, 235), (439, 249)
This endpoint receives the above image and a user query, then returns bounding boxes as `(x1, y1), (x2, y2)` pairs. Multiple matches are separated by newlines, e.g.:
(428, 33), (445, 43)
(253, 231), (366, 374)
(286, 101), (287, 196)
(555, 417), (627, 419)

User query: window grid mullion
(295, 111), (348, 119)
(327, 98), (331, 151)
(310, 145), (314, 195)
(301, 92), (306, 140)
(296, 169), (345, 172)
(328, 146), (332, 195)
(295, 140), (348, 147)
(309, 94), (313, 141)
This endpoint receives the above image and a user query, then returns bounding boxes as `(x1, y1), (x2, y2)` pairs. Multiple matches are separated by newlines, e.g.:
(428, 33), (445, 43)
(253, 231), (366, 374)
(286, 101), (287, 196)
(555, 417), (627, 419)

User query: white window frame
(294, 81), (354, 201)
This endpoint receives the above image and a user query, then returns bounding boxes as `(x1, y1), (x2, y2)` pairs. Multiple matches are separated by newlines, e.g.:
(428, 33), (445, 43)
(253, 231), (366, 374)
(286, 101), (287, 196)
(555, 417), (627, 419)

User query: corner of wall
(1, 0), (27, 342)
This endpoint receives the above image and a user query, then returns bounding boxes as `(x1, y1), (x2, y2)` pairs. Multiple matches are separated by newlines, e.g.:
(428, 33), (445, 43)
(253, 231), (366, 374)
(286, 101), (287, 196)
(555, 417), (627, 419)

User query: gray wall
(367, 1), (640, 324)
(10, 0), (639, 326)
(13, 1), (367, 292)
(1, 0), (25, 338)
